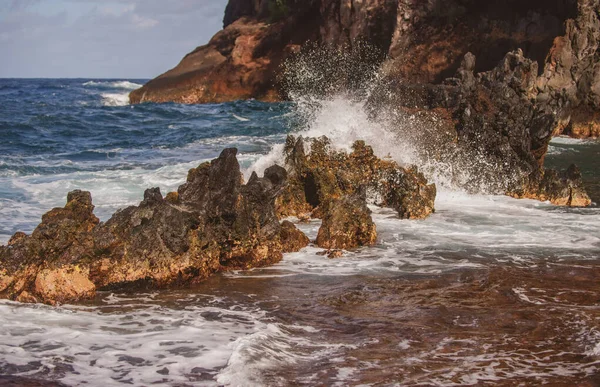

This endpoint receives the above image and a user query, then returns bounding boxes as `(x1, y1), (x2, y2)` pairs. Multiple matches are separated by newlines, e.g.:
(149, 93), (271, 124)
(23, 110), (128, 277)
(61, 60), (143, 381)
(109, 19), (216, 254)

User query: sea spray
(248, 44), (524, 195)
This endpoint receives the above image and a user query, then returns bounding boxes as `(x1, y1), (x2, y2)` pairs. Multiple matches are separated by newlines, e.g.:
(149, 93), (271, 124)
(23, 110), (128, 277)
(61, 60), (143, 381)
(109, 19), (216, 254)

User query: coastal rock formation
(0, 135), (437, 304)
(131, 0), (600, 141)
(277, 135), (436, 220)
(375, 49), (592, 206)
(280, 220), (310, 253)
(316, 194), (377, 249)
(128, 0), (596, 207)
(0, 149), (308, 304)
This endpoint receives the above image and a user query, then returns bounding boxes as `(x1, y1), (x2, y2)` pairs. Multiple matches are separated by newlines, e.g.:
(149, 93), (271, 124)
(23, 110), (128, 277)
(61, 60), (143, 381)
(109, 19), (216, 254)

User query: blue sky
(0, 0), (228, 78)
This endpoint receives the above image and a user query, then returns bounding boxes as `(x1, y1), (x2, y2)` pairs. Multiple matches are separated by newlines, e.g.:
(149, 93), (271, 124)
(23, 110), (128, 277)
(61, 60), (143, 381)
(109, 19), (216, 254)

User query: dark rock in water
(316, 194), (377, 250)
(0, 149), (296, 304)
(277, 135), (436, 220)
(511, 164), (592, 206)
(280, 220), (310, 253)
(375, 49), (592, 206)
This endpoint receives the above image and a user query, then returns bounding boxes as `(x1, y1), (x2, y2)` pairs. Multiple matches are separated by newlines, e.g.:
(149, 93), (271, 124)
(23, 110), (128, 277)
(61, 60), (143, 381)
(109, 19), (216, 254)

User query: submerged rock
(0, 149), (302, 304)
(277, 135), (436, 220)
(316, 195), (377, 250)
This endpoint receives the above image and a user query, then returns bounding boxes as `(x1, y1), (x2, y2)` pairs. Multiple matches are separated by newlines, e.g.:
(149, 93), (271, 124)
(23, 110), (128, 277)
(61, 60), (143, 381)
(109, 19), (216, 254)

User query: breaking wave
(101, 92), (131, 106)
(83, 80), (143, 90)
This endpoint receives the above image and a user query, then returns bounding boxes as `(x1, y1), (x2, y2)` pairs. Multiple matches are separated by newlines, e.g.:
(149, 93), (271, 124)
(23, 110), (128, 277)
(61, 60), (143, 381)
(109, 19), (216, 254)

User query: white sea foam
(0, 296), (267, 385)
(550, 136), (598, 145)
(0, 161), (201, 243)
(83, 80), (143, 90)
(228, 190), (600, 279)
(101, 92), (130, 106)
(232, 114), (250, 122)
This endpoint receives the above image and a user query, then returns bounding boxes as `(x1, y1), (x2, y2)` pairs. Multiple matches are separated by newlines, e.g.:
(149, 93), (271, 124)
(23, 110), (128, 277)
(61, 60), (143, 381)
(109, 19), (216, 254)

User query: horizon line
(0, 77), (150, 80)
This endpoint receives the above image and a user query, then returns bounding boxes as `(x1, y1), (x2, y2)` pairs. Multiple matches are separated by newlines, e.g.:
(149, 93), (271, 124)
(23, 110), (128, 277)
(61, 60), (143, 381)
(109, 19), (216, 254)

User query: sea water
(0, 79), (600, 386)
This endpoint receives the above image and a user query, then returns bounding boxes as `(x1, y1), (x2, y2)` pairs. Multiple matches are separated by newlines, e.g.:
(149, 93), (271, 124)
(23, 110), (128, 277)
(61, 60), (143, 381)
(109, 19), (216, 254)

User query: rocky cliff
(130, 0), (600, 140)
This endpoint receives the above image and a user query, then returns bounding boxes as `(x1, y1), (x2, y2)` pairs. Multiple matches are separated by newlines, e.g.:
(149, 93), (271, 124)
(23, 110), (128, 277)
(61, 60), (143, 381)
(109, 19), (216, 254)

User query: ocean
(1, 78), (600, 386)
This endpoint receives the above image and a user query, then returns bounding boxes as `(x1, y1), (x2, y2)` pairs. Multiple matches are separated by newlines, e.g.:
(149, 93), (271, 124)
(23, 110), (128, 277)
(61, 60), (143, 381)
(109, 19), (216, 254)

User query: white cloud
(131, 13), (158, 29)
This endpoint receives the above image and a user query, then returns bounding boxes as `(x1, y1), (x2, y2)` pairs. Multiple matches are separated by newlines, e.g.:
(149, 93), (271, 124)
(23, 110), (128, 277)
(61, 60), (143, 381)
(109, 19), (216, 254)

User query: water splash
(248, 44), (523, 195)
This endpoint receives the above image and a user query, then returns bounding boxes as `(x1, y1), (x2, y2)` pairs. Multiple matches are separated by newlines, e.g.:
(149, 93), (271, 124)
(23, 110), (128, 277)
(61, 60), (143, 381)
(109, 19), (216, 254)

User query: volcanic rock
(0, 149), (296, 304)
(129, 0), (596, 208)
(277, 135), (436, 219)
(316, 194), (377, 250)
(280, 220), (310, 253)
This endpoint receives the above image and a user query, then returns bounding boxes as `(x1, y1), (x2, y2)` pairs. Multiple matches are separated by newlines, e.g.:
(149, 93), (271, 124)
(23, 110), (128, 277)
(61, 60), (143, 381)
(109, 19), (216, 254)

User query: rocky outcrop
(373, 48), (592, 205)
(280, 220), (310, 253)
(128, 0), (596, 207)
(511, 164), (592, 206)
(316, 194), (377, 249)
(277, 135), (436, 219)
(0, 149), (307, 304)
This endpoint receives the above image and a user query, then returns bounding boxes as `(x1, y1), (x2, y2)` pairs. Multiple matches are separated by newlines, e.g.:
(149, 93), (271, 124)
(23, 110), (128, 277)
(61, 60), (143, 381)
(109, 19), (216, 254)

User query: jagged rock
(511, 164), (592, 206)
(379, 166), (437, 220)
(316, 194), (377, 249)
(278, 135), (436, 219)
(0, 190), (99, 304)
(373, 48), (592, 204)
(0, 149), (292, 304)
(280, 220), (310, 253)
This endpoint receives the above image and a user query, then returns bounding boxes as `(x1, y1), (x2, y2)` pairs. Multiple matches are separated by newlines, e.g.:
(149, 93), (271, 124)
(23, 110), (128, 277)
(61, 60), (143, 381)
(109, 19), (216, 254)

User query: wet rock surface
(0, 149), (297, 304)
(278, 135), (436, 220)
(316, 194), (377, 250)
(376, 49), (593, 205)
(279, 220), (310, 253)
(0, 137), (438, 304)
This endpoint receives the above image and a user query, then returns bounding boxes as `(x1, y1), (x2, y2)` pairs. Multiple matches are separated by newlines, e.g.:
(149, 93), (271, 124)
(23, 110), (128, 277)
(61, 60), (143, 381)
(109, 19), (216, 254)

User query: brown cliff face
(132, 1), (598, 118)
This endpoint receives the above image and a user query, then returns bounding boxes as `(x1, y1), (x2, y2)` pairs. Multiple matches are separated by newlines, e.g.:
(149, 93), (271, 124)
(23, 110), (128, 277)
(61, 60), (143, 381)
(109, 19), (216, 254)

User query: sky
(0, 0), (228, 78)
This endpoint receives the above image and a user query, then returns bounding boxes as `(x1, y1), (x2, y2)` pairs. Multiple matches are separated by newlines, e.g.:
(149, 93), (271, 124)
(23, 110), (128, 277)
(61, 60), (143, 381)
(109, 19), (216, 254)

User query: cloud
(131, 13), (158, 29)
(0, 0), (229, 78)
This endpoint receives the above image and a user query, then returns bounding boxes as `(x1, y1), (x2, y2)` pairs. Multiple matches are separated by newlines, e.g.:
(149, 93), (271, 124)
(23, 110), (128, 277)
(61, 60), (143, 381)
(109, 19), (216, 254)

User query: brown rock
(279, 220), (310, 253)
(34, 266), (95, 305)
(512, 164), (592, 206)
(316, 195), (377, 250)
(0, 149), (294, 304)
(277, 135), (436, 220)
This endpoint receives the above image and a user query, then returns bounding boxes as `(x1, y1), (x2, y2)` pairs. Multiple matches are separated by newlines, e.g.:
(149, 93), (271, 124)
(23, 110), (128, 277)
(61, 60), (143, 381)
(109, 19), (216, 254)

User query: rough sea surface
(1, 78), (600, 386)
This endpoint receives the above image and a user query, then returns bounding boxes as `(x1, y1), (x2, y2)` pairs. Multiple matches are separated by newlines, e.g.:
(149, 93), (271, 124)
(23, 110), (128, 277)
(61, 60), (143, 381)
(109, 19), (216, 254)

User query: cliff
(130, 0), (600, 139)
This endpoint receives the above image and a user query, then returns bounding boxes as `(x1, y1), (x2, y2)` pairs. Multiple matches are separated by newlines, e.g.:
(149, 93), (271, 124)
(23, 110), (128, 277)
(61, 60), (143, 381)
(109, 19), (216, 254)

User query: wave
(228, 189), (600, 279)
(550, 136), (598, 145)
(83, 80), (143, 90)
(101, 92), (130, 106)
